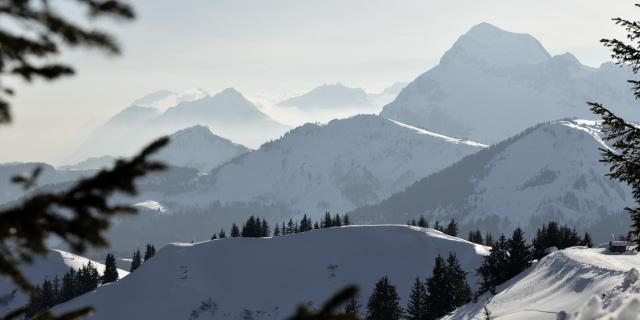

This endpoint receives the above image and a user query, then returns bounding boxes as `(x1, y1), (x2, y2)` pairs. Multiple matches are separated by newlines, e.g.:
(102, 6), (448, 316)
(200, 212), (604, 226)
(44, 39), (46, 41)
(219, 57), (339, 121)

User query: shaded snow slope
(349, 119), (633, 242)
(0, 250), (128, 316)
(381, 22), (638, 144)
(53, 225), (488, 320)
(445, 247), (640, 320)
(278, 83), (371, 109)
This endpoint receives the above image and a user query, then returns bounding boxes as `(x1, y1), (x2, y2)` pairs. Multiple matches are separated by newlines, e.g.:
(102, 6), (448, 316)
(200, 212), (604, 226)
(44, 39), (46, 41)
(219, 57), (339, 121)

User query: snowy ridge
(387, 118), (488, 148)
(162, 114), (485, 218)
(348, 119), (633, 242)
(52, 225), (488, 319)
(445, 248), (640, 320)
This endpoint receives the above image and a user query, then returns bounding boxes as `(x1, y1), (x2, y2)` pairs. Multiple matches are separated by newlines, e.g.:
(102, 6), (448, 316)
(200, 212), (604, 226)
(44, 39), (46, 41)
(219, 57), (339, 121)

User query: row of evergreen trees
(26, 251), (124, 318)
(476, 223), (592, 295)
(210, 213), (351, 240)
(351, 253), (471, 320)
(129, 244), (157, 272)
(407, 216), (459, 237)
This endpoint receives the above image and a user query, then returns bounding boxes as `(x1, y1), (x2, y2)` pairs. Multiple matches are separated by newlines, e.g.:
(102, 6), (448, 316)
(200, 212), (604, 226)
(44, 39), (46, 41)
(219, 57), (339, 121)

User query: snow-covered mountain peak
(109, 105), (160, 125)
(440, 22), (551, 68)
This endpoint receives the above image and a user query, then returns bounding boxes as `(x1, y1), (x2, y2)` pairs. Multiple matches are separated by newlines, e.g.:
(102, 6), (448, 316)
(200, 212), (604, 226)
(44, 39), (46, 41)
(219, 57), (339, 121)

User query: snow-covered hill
(380, 22), (638, 144)
(52, 225), (489, 320)
(67, 88), (288, 163)
(445, 247), (640, 320)
(152, 125), (250, 172)
(163, 114), (485, 220)
(0, 249), (128, 316)
(278, 83), (372, 109)
(348, 119), (633, 242)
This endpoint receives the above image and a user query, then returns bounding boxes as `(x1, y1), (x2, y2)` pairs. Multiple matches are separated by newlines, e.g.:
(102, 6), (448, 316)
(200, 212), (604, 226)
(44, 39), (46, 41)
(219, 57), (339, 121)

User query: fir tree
(102, 253), (119, 284)
(230, 223), (241, 237)
(446, 253), (472, 308)
(334, 214), (343, 227)
(261, 219), (270, 237)
(405, 277), (428, 320)
(218, 229), (226, 239)
(417, 215), (428, 228)
(323, 212), (333, 228)
(506, 228), (532, 279)
(274, 224), (281, 236)
(484, 233), (494, 247)
(425, 255), (449, 318)
(144, 244), (156, 261)
(344, 214), (351, 226)
(582, 232), (593, 248)
(477, 234), (509, 294)
(130, 250), (142, 272)
(366, 276), (403, 320)
(445, 219), (458, 237)
(211, 233), (217, 240)
(589, 6), (640, 249)
(314, 221), (320, 230)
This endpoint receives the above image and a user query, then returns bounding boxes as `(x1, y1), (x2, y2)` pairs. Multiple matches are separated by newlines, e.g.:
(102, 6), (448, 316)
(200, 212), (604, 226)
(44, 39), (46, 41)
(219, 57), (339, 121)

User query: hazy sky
(1, 0), (638, 163)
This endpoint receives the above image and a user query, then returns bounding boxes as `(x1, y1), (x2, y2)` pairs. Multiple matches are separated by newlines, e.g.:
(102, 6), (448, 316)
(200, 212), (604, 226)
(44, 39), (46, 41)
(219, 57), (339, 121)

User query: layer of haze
(1, 0), (638, 163)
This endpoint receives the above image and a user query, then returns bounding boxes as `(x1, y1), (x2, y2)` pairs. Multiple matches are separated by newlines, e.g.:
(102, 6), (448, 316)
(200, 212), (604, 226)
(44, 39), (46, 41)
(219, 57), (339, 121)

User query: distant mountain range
(348, 119), (633, 241)
(67, 88), (288, 164)
(381, 22), (638, 144)
(160, 114), (485, 219)
(278, 82), (372, 109)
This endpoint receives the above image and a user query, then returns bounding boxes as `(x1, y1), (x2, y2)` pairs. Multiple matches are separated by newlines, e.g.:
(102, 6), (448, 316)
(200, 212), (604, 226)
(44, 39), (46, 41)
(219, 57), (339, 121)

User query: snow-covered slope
(381, 22), (638, 144)
(445, 247), (640, 320)
(52, 225), (489, 320)
(67, 88), (288, 163)
(278, 83), (372, 109)
(164, 114), (485, 219)
(348, 119), (633, 242)
(152, 125), (250, 172)
(0, 249), (128, 316)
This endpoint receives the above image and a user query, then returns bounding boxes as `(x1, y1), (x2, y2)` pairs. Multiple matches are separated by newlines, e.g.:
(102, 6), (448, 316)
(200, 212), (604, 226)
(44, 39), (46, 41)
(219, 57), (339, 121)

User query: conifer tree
(274, 224), (281, 236)
(323, 212), (333, 228)
(417, 215), (428, 228)
(477, 235), (509, 294)
(589, 6), (640, 249)
(144, 244), (156, 261)
(130, 250), (142, 272)
(445, 219), (458, 237)
(261, 219), (270, 237)
(425, 255), (449, 318)
(405, 277), (428, 320)
(582, 232), (593, 248)
(230, 224), (241, 237)
(366, 276), (403, 320)
(219, 229), (226, 239)
(334, 214), (343, 227)
(408, 219), (417, 226)
(484, 233), (494, 247)
(314, 221), (320, 230)
(102, 253), (119, 284)
(506, 228), (532, 279)
(344, 214), (351, 226)
(446, 253), (472, 308)
(282, 222), (288, 235)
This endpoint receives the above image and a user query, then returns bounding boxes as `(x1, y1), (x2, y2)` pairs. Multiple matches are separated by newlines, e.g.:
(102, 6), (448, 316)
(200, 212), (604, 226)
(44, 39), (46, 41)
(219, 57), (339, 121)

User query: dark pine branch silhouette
(0, 0), (135, 122)
(589, 3), (640, 250)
